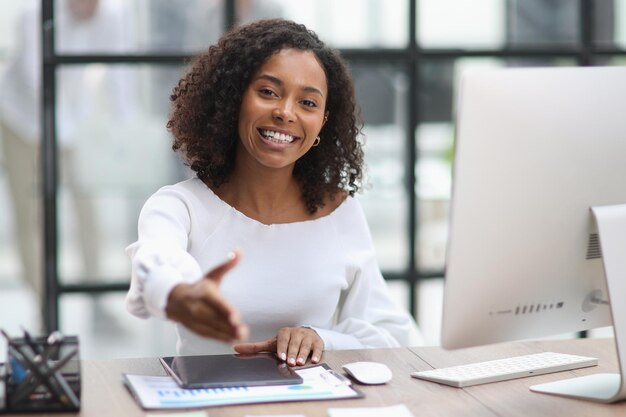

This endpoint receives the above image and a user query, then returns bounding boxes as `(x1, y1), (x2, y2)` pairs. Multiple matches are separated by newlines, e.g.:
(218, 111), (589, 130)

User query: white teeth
(261, 129), (295, 144)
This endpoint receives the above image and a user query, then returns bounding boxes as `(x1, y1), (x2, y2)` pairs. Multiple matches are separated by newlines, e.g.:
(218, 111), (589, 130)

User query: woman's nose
(272, 101), (296, 122)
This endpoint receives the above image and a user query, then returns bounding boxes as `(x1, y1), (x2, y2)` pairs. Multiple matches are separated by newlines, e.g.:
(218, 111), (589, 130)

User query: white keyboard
(411, 352), (598, 388)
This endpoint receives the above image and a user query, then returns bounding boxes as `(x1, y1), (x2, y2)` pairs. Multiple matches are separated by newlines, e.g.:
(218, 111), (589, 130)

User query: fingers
(233, 337), (277, 354)
(198, 279), (242, 327)
(201, 252), (245, 331)
(310, 341), (324, 364)
(276, 327), (324, 367)
(233, 328), (324, 366)
(189, 301), (247, 340)
(205, 250), (240, 285)
(185, 320), (241, 342)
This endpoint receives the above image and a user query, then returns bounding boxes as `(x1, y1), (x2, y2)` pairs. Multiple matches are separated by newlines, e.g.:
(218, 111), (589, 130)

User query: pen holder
(1, 331), (81, 413)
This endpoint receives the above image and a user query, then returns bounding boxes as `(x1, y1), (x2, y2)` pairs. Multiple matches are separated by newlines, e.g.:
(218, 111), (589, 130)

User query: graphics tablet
(159, 353), (303, 389)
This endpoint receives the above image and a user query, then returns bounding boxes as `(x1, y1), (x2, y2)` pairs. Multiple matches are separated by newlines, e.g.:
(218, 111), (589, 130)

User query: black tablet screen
(160, 353), (303, 389)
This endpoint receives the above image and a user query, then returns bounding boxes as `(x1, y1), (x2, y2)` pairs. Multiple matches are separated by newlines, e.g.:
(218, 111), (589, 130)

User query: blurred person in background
(0, 0), (132, 328)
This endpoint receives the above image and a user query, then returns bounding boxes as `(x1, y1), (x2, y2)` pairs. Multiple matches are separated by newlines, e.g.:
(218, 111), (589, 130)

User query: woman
(126, 19), (422, 366)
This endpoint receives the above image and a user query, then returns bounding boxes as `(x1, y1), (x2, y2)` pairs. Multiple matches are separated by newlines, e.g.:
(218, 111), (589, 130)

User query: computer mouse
(342, 361), (393, 385)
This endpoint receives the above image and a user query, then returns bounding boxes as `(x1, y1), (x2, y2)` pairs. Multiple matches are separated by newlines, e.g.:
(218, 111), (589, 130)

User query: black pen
(21, 327), (42, 357)
(0, 328), (12, 343)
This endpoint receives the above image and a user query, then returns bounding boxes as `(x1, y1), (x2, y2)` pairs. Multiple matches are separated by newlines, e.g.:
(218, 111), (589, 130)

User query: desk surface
(4, 337), (625, 417)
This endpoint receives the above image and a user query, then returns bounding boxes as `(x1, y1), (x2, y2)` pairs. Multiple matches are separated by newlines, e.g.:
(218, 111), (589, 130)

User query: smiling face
(237, 48), (328, 172)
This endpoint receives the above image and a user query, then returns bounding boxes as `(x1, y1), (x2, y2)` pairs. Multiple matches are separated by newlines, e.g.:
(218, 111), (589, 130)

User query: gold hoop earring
(312, 136), (321, 147)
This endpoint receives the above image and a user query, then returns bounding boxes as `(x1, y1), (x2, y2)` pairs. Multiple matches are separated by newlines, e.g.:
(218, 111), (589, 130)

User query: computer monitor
(441, 66), (626, 402)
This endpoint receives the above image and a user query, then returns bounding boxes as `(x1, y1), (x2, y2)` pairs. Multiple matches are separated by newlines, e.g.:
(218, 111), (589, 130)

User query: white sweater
(126, 178), (423, 355)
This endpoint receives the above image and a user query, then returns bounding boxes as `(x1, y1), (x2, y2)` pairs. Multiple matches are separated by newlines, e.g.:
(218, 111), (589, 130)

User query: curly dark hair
(167, 18), (364, 214)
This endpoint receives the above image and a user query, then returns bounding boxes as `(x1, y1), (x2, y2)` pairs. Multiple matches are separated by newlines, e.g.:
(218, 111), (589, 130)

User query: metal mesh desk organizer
(0, 330), (80, 413)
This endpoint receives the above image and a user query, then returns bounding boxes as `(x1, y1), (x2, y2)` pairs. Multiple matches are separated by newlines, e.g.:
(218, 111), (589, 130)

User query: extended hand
(166, 251), (248, 343)
(233, 327), (324, 366)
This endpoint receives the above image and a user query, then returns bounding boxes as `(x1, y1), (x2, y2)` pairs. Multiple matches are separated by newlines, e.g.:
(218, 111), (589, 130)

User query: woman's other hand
(233, 327), (324, 366)
(165, 251), (248, 343)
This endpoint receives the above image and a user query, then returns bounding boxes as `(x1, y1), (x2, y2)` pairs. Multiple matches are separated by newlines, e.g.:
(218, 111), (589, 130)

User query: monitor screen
(441, 66), (626, 350)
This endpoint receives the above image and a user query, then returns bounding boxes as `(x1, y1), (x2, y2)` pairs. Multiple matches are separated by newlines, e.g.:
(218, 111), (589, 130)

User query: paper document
(327, 404), (415, 417)
(123, 364), (362, 410)
(146, 412), (208, 417)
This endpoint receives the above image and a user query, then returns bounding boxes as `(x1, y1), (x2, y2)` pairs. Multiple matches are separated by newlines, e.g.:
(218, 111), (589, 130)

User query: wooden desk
(3, 338), (625, 416)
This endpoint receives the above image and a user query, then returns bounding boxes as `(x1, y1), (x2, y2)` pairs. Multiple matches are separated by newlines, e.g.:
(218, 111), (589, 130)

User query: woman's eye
(259, 88), (277, 97)
(301, 99), (317, 108)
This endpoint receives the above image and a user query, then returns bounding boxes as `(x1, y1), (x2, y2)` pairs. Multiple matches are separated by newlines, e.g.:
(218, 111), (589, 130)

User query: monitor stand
(530, 204), (626, 403)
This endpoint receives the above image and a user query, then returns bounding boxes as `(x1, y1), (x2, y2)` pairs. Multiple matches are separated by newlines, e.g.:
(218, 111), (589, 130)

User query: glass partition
(594, 0), (626, 48)
(352, 63), (409, 272)
(418, 0), (582, 50)
(417, 0), (505, 49)
(258, 0), (409, 48)
(56, 64), (186, 284)
(60, 293), (178, 359)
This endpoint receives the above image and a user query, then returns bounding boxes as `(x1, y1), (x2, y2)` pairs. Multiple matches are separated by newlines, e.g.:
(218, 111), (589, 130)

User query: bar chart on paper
(123, 365), (362, 410)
